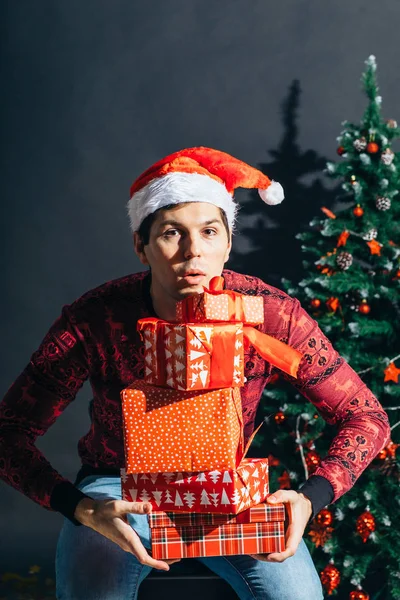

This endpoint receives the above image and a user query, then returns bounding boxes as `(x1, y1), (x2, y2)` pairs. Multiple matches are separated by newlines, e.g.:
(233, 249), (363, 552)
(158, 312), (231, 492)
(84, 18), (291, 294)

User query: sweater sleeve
(0, 305), (91, 518)
(284, 298), (391, 506)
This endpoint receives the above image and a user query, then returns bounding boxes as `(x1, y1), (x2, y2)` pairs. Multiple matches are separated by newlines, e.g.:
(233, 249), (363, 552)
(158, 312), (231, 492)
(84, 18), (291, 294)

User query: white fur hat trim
(127, 172), (238, 232)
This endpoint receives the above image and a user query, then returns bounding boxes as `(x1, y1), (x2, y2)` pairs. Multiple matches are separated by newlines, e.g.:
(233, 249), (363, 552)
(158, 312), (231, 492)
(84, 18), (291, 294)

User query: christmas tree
(257, 56), (400, 599)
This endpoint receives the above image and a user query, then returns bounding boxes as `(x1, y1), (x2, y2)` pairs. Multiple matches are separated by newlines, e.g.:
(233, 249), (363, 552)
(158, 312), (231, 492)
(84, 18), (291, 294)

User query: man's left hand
(249, 490), (312, 563)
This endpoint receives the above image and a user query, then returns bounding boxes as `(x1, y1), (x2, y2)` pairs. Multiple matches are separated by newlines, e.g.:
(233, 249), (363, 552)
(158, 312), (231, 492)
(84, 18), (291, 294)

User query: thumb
(266, 490), (293, 504)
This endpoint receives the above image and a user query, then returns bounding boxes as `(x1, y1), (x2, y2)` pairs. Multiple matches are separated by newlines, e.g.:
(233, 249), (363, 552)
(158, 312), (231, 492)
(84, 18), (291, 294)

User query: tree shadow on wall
(228, 79), (340, 288)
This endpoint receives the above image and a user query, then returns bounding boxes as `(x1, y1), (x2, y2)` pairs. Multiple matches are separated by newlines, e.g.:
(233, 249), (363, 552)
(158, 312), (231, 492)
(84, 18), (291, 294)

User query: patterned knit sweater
(0, 269), (390, 523)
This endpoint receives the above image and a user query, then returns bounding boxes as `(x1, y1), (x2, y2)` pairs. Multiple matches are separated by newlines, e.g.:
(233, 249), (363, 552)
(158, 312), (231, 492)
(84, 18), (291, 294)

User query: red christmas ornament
(376, 448), (388, 461)
(274, 411), (286, 424)
(311, 298), (321, 308)
(366, 141), (379, 154)
(386, 440), (400, 458)
(356, 511), (376, 543)
(305, 450), (321, 474)
(337, 145), (345, 156)
(353, 204), (364, 217)
(278, 470), (291, 489)
(358, 300), (371, 315)
(320, 564), (341, 595)
(349, 589), (370, 600)
(267, 454), (280, 467)
(315, 508), (334, 527)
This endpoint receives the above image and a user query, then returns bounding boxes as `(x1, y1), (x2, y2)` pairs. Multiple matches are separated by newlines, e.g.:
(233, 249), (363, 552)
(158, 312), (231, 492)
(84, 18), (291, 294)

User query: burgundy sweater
(0, 269), (390, 524)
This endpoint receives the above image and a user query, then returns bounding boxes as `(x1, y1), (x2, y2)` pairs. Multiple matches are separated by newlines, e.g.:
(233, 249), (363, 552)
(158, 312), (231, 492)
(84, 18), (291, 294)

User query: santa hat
(127, 146), (284, 232)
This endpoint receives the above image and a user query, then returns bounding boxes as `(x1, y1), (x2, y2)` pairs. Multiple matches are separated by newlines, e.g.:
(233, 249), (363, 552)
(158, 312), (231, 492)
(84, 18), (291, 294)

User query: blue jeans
(55, 476), (323, 600)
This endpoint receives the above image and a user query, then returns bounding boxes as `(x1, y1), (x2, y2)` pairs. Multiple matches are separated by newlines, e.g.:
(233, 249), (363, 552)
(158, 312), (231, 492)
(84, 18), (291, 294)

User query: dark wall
(2, 0), (400, 573)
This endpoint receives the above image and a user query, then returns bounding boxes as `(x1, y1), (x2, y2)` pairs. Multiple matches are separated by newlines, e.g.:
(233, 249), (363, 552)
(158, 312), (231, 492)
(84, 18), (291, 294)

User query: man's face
(134, 202), (231, 302)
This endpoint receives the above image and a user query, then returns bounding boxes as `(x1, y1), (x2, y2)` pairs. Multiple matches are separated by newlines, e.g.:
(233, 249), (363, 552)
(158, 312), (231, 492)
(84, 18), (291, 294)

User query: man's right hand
(74, 497), (178, 571)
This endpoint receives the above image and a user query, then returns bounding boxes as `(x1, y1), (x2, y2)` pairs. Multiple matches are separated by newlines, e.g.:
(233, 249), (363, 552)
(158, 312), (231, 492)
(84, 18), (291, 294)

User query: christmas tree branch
(296, 415), (309, 479)
(357, 353), (400, 376)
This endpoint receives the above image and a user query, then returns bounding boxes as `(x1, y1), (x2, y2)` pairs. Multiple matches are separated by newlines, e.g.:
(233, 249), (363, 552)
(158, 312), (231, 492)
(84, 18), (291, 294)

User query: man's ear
(133, 232), (149, 265)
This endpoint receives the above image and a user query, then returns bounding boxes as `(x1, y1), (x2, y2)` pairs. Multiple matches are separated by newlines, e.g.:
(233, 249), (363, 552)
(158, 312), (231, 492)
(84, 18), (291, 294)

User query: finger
(283, 519), (303, 555)
(122, 523), (171, 571)
(165, 559), (181, 565)
(248, 554), (270, 562)
(261, 549), (294, 563)
(266, 516), (303, 563)
(114, 500), (153, 516)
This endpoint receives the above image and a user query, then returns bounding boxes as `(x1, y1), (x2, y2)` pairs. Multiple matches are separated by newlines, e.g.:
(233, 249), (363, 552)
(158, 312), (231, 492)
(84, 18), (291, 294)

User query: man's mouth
(181, 270), (206, 284)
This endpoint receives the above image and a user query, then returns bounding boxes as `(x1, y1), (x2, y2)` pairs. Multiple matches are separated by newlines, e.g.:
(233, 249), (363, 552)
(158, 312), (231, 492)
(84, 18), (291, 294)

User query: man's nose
(183, 234), (201, 259)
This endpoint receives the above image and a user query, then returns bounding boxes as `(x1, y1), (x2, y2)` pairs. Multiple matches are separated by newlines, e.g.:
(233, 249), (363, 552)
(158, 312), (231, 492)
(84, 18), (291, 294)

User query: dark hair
(137, 203), (230, 245)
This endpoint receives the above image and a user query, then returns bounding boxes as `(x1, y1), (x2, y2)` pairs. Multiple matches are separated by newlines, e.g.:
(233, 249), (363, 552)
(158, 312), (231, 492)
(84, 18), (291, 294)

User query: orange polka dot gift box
(121, 380), (243, 474)
(121, 384), (269, 515)
(175, 276), (264, 325)
(137, 317), (245, 390)
(148, 502), (285, 560)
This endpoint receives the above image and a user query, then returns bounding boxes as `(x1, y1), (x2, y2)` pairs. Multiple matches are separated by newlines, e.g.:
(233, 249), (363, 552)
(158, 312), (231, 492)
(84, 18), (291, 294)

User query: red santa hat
(128, 146), (284, 232)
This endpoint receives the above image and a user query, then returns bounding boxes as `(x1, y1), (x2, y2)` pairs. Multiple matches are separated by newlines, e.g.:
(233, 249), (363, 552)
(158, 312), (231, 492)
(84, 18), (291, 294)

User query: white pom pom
(258, 181), (284, 205)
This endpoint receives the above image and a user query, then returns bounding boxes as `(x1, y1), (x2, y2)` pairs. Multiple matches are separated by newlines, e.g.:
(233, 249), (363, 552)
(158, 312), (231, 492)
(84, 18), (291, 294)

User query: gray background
(2, 0), (400, 574)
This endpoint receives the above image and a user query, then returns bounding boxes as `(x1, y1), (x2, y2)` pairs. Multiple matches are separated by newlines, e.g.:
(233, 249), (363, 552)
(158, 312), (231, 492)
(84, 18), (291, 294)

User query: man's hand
(74, 497), (179, 571)
(249, 490), (312, 563)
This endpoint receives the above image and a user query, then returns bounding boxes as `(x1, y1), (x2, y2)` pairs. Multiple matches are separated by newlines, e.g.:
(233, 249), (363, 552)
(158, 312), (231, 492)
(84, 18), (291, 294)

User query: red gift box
(121, 381), (243, 474)
(149, 502), (286, 559)
(175, 276), (264, 325)
(121, 457), (269, 514)
(148, 501), (285, 527)
(137, 318), (245, 389)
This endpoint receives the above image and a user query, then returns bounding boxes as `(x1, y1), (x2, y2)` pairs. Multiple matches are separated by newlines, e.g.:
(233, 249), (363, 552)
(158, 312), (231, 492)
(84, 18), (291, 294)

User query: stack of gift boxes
(120, 277), (302, 559)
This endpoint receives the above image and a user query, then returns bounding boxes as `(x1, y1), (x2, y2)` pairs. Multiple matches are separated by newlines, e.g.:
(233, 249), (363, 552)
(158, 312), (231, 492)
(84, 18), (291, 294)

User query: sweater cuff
(297, 475), (335, 521)
(50, 481), (92, 526)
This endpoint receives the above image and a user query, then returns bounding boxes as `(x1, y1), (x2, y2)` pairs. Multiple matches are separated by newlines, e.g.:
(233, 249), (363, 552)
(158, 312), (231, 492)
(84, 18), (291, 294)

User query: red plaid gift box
(121, 457), (269, 514)
(149, 501), (285, 559)
(148, 501), (285, 527)
(137, 317), (245, 389)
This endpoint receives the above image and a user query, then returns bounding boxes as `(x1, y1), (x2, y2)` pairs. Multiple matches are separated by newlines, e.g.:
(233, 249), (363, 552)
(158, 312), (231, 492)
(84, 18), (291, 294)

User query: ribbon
(242, 326), (302, 378)
(138, 316), (302, 382)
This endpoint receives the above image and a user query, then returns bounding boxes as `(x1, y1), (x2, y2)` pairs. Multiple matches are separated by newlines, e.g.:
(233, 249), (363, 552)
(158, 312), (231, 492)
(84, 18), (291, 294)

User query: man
(0, 147), (390, 600)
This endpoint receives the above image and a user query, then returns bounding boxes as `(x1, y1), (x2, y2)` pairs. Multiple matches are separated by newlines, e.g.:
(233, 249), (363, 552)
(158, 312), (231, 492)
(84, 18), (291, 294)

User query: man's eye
(163, 229), (180, 237)
(204, 228), (217, 235)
